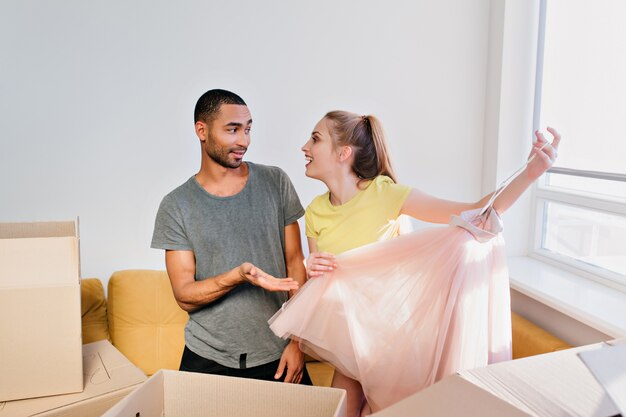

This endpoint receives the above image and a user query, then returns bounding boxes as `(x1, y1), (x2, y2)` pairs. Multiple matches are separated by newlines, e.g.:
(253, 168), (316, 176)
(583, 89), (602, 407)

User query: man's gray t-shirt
(151, 162), (304, 369)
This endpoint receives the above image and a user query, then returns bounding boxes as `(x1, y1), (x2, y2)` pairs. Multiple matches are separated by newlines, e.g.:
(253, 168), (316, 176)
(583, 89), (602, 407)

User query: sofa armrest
(511, 312), (571, 359)
(107, 270), (187, 375)
(81, 278), (110, 344)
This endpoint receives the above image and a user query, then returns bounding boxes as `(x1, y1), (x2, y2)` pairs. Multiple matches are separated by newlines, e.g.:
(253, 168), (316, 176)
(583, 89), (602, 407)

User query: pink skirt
(269, 209), (512, 411)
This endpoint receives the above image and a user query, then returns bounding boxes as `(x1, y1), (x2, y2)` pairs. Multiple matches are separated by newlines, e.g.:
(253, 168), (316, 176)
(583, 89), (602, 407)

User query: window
(532, 0), (626, 288)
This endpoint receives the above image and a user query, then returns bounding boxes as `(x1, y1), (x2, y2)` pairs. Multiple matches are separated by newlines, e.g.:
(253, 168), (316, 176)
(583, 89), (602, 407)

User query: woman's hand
(527, 127), (561, 180)
(305, 252), (337, 278)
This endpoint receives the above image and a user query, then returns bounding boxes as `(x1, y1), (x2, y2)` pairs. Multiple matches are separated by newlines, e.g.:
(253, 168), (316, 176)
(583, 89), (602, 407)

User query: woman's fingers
(312, 258), (336, 269)
(306, 252), (337, 278)
(310, 252), (336, 268)
(313, 252), (336, 261)
(525, 127), (562, 180)
(533, 128), (561, 163)
(546, 126), (561, 150)
(535, 130), (548, 144)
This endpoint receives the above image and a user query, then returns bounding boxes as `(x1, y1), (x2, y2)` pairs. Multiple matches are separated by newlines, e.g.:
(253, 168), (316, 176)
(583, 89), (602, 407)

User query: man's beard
(205, 140), (247, 169)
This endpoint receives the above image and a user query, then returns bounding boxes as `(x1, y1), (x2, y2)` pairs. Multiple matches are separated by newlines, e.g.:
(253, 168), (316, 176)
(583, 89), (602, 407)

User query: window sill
(508, 256), (626, 338)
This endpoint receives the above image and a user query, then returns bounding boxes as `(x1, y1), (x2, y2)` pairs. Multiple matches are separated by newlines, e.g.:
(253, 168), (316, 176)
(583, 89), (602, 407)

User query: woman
(270, 111), (559, 415)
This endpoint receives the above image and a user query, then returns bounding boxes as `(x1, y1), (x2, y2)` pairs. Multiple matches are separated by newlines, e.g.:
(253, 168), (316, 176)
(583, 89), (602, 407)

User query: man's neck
(195, 160), (249, 197)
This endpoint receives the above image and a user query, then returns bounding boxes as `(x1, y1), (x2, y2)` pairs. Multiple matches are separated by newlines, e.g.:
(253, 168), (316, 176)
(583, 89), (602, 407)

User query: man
(151, 89), (310, 384)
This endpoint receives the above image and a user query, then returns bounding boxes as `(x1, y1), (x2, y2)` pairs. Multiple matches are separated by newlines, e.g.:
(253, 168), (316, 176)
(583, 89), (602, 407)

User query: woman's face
(301, 117), (340, 180)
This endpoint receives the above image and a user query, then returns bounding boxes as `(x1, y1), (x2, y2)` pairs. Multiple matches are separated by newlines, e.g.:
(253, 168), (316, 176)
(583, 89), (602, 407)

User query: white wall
(482, 0), (542, 257)
(1, 0), (492, 285)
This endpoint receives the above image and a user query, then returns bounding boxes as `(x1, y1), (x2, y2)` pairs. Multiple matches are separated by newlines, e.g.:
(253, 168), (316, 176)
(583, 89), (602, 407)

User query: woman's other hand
(527, 127), (561, 180)
(305, 252), (337, 278)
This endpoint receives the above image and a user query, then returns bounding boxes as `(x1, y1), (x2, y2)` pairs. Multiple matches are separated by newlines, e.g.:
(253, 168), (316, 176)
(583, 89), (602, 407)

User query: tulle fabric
(268, 208), (512, 412)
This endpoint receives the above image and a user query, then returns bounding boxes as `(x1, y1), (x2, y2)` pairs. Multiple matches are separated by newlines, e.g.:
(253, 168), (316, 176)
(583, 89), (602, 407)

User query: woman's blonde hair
(324, 110), (397, 184)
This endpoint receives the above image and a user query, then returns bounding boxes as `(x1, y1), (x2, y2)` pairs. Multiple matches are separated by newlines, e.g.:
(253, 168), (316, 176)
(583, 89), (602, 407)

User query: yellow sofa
(81, 271), (186, 375)
(81, 271), (333, 384)
(81, 270), (571, 386)
(511, 312), (571, 358)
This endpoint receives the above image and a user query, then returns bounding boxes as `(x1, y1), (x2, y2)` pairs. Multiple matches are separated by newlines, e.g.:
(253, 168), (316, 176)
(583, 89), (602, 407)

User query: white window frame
(529, 0), (626, 292)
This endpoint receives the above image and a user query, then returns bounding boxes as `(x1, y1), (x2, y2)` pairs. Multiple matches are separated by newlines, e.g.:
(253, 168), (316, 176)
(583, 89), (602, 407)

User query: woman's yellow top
(305, 175), (411, 255)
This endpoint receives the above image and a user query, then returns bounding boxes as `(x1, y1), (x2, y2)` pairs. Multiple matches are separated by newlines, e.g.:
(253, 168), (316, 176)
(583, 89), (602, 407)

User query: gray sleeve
(151, 194), (192, 251)
(279, 169), (304, 226)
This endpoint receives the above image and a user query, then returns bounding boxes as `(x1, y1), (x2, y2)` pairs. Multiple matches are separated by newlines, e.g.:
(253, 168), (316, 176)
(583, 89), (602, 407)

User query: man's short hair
(194, 89), (247, 124)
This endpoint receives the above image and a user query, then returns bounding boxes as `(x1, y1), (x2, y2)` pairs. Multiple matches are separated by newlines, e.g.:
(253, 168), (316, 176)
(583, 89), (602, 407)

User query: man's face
(199, 104), (252, 169)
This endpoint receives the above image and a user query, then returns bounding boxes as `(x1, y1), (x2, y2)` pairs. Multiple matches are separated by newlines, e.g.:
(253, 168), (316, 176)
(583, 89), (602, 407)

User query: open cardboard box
(460, 342), (622, 417)
(104, 369), (347, 417)
(0, 340), (147, 417)
(104, 340), (624, 417)
(373, 341), (623, 416)
(105, 369), (526, 417)
(0, 221), (83, 401)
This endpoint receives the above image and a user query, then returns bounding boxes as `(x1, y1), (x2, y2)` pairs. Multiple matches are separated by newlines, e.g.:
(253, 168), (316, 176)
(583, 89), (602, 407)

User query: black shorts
(179, 345), (313, 385)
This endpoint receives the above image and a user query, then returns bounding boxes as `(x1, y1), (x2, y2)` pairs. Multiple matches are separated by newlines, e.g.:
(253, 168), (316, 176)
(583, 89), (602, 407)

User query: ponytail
(324, 111), (398, 184)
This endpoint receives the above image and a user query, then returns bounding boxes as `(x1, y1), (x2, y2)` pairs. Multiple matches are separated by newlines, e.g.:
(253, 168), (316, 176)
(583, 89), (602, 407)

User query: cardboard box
(0, 340), (147, 416)
(578, 343), (626, 416)
(103, 369), (347, 417)
(0, 221), (83, 401)
(460, 342), (621, 417)
(370, 374), (531, 417)
(371, 341), (623, 416)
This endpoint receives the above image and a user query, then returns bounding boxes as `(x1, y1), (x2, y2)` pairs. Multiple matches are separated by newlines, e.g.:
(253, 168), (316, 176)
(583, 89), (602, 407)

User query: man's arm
(275, 221), (307, 383)
(165, 250), (299, 313)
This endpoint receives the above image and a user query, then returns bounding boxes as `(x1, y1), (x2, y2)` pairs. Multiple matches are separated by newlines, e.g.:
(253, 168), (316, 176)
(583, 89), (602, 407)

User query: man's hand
(274, 340), (305, 383)
(238, 262), (299, 292)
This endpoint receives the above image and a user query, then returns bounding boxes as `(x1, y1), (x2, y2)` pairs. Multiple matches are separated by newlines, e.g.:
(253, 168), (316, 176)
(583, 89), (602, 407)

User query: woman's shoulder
(372, 175), (394, 186)
(362, 176), (411, 206)
(307, 192), (331, 211)
(369, 175), (409, 191)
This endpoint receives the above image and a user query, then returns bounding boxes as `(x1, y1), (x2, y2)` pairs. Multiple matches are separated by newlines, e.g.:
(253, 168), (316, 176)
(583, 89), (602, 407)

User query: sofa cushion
(107, 270), (187, 375)
(81, 278), (110, 343)
(511, 312), (571, 359)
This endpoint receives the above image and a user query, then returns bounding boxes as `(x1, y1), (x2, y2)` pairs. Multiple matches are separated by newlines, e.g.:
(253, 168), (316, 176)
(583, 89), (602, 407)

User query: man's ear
(195, 120), (208, 142)
(338, 146), (353, 162)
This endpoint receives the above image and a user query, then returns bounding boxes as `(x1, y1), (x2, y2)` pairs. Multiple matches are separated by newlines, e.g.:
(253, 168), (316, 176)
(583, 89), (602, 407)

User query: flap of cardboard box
(579, 344), (626, 416)
(0, 221), (77, 239)
(370, 374), (531, 417)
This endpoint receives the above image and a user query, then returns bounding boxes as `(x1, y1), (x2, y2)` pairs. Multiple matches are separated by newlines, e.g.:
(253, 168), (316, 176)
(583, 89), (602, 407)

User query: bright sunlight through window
(534, 0), (626, 286)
